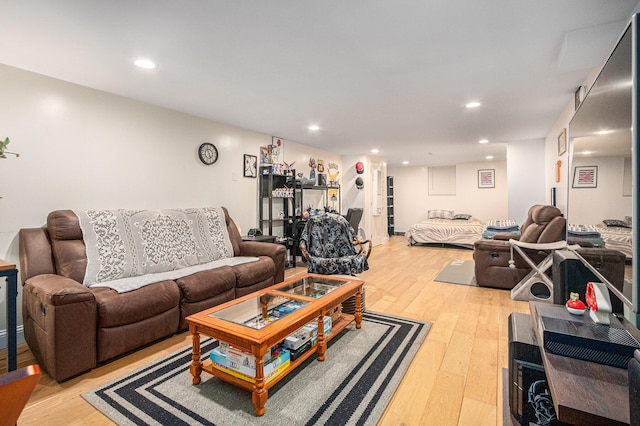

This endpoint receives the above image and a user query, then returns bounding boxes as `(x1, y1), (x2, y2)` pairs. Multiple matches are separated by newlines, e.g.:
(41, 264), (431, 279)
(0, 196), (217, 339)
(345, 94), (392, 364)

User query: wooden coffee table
(186, 273), (363, 416)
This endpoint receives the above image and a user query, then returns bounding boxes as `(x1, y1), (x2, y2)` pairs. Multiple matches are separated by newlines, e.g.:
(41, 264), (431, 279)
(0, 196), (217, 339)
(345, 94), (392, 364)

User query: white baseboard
(0, 326), (25, 349)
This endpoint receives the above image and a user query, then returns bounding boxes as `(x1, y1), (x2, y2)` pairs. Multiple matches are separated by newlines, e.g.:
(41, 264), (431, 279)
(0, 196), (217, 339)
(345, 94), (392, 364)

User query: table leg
(5, 269), (18, 371)
(355, 286), (363, 329)
(190, 331), (202, 385)
(252, 356), (267, 416)
(317, 315), (326, 361)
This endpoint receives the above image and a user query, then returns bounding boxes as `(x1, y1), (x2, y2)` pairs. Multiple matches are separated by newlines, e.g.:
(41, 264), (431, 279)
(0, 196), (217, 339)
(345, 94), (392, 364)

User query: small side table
(0, 259), (18, 372)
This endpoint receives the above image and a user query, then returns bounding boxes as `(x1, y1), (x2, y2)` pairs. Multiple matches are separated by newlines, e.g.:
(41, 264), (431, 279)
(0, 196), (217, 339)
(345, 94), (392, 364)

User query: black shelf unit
(296, 182), (341, 215)
(259, 166), (297, 266)
(387, 176), (394, 236)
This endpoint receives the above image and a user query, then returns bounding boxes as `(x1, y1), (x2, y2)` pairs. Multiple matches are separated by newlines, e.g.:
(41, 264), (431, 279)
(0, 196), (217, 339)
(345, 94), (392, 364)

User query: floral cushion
(300, 213), (369, 275)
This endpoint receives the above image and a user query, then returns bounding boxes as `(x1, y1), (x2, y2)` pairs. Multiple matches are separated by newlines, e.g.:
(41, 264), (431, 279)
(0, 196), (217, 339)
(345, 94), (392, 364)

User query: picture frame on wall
(558, 128), (567, 156)
(478, 169), (495, 188)
(244, 154), (257, 178)
(572, 165), (598, 188)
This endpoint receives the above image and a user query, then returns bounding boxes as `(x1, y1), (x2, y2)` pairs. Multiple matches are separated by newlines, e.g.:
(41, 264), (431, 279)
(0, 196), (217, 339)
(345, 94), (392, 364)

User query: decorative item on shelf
(586, 281), (612, 324)
(270, 137), (283, 164)
(328, 162), (339, 186)
(317, 159), (325, 172)
(565, 292), (586, 315)
(558, 128), (567, 156)
(271, 187), (294, 198)
(318, 173), (327, 186)
(356, 176), (364, 189)
(260, 146), (270, 164)
(355, 161), (364, 174)
(283, 161), (295, 176)
(244, 154), (257, 178)
(309, 157), (317, 183)
(0, 137), (19, 159)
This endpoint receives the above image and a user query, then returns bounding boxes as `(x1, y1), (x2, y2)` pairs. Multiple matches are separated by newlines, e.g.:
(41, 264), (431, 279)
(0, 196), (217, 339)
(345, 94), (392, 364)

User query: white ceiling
(1, 1), (638, 166)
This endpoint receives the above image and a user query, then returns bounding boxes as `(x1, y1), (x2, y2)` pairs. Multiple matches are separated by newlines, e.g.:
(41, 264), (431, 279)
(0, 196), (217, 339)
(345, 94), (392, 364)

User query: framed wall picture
(244, 154), (257, 178)
(572, 165), (598, 188)
(558, 128), (567, 156)
(478, 169), (495, 188)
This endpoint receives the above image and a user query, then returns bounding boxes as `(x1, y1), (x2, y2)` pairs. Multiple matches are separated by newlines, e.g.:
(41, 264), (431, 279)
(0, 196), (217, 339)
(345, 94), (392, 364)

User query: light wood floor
(4, 236), (530, 425)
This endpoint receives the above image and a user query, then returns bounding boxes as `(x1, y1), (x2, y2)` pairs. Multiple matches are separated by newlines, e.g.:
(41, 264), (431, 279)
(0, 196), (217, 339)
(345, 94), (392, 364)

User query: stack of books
(210, 343), (290, 384)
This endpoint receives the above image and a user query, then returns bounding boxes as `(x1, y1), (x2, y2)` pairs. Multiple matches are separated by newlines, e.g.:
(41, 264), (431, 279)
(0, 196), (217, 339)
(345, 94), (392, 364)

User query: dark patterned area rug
(82, 312), (430, 426)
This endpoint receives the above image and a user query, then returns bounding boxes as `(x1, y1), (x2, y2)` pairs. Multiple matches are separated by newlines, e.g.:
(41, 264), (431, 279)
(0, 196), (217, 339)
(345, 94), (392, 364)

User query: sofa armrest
(474, 239), (511, 251)
(22, 274), (97, 381)
(238, 241), (287, 283)
(24, 274), (93, 305)
(492, 232), (520, 241)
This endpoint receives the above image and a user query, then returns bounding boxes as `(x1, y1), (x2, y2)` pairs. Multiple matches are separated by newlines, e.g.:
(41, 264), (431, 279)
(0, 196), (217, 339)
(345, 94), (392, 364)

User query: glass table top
(208, 276), (351, 329)
(275, 276), (350, 299)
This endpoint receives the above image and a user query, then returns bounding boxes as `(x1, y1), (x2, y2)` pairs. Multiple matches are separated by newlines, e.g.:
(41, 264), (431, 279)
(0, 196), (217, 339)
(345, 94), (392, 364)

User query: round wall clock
(198, 143), (218, 165)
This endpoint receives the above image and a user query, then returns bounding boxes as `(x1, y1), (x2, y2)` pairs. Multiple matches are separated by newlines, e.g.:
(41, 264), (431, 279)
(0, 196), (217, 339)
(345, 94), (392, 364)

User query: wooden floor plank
(13, 235), (529, 425)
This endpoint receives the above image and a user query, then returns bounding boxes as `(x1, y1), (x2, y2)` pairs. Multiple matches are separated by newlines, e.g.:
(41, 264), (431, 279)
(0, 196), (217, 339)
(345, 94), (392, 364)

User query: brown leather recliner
(473, 205), (566, 289)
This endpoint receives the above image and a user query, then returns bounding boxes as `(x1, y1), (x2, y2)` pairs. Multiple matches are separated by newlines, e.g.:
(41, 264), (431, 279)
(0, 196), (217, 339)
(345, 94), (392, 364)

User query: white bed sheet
(404, 218), (485, 248)
(595, 223), (633, 259)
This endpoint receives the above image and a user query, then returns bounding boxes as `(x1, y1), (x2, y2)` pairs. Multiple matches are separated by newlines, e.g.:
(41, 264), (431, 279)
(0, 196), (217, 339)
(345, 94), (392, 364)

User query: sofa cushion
(175, 266), (236, 303)
(233, 256), (275, 289)
(47, 210), (87, 284)
(92, 280), (180, 328)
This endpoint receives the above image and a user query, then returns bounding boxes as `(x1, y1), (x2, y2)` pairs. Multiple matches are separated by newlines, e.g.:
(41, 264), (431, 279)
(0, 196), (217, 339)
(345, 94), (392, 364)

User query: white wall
(388, 160), (508, 232)
(544, 67), (601, 215)
(507, 138), (547, 223)
(0, 64), (340, 334)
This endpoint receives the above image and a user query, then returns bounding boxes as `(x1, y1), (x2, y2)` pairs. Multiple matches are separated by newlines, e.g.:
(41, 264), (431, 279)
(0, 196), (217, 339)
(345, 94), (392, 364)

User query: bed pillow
(603, 219), (631, 228)
(428, 209), (454, 219)
(452, 214), (472, 220)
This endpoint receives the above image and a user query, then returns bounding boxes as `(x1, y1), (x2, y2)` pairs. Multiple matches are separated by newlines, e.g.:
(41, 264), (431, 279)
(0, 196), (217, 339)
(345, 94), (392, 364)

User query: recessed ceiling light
(308, 125), (320, 131)
(479, 139), (489, 144)
(371, 149), (379, 154)
(134, 58), (157, 69)
(465, 102), (481, 108)
(402, 161), (409, 165)
(582, 151), (593, 155)
(485, 155), (494, 160)
(594, 130), (612, 135)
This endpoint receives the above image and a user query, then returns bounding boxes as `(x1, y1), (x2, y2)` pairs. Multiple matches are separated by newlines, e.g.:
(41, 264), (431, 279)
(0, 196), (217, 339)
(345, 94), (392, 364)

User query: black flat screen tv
(568, 13), (639, 325)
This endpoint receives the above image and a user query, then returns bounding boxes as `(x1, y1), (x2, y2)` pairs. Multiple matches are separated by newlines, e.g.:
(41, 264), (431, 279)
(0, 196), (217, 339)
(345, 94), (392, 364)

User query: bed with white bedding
(568, 221), (632, 259)
(596, 222), (632, 259)
(404, 210), (484, 248)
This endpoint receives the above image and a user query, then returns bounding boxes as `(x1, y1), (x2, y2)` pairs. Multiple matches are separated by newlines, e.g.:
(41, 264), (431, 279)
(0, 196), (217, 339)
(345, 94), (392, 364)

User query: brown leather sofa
(18, 208), (286, 382)
(473, 205), (566, 289)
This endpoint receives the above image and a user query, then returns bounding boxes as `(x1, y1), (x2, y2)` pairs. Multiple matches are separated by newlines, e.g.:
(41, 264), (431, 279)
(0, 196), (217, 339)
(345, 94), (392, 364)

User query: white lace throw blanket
(74, 207), (258, 293)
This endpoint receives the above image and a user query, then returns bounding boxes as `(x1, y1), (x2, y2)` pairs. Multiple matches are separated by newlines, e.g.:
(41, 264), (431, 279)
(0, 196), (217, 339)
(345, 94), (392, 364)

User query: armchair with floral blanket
(299, 213), (372, 275)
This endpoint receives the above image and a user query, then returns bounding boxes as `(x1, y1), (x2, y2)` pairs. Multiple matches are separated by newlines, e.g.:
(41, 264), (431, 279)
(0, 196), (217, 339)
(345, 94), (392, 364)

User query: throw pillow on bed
(452, 214), (472, 220)
(603, 219), (631, 228)
(428, 209), (454, 220)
